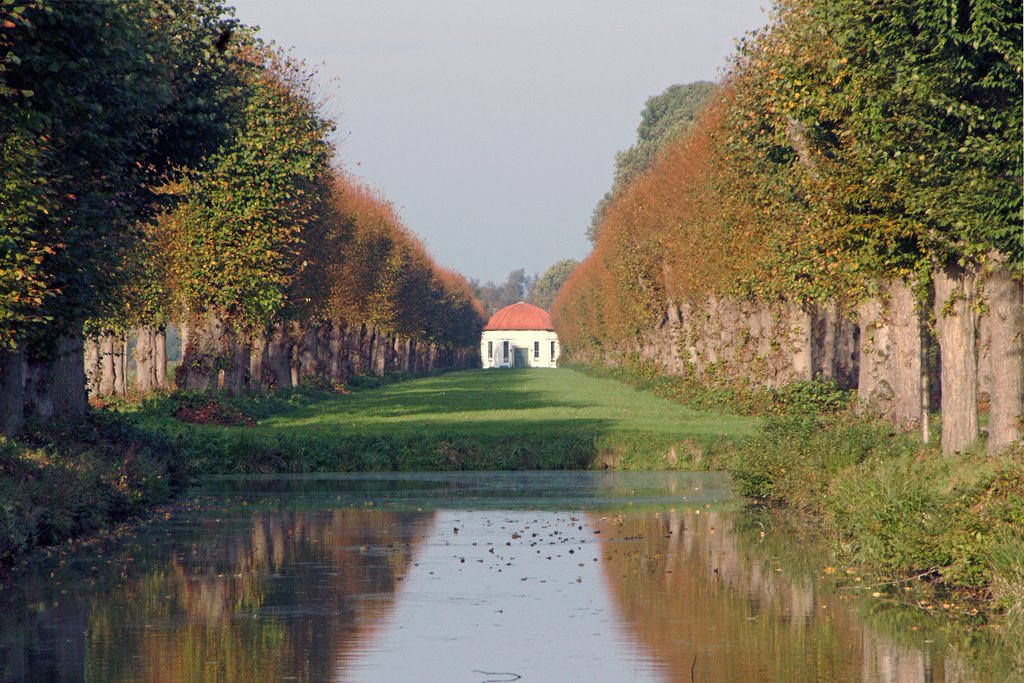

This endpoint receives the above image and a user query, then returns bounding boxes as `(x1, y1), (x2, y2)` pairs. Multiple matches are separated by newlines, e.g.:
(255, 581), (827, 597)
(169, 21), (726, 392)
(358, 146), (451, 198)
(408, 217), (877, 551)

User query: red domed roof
(484, 302), (554, 331)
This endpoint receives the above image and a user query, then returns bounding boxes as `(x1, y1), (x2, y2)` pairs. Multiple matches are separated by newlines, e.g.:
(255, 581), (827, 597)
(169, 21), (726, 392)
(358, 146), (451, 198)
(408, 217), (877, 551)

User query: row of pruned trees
(554, 0), (1022, 455)
(0, 1), (484, 437)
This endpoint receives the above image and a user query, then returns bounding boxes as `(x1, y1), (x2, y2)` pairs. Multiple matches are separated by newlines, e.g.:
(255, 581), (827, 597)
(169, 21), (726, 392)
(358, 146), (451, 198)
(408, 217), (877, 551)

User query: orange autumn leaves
(328, 174), (484, 347)
(553, 97), (768, 355)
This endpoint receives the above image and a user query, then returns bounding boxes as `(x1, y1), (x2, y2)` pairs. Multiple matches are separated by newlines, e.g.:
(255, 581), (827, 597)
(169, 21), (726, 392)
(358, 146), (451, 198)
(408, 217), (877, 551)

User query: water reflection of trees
(2, 508), (432, 683)
(592, 509), (989, 683)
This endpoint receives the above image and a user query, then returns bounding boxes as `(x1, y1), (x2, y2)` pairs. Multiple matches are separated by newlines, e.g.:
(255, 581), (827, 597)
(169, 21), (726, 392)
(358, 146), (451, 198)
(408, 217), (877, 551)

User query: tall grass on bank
(732, 415), (1024, 653)
(571, 362), (854, 416)
(0, 415), (188, 572)
(728, 414), (1024, 592)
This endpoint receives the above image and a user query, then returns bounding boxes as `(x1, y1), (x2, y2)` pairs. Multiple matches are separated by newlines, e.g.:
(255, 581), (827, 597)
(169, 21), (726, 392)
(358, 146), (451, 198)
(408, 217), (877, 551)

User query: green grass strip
(137, 368), (758, 473)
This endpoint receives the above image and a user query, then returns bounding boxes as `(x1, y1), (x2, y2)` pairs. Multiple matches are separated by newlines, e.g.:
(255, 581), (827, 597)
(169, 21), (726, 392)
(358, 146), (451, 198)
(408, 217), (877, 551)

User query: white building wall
(481, 329), (560, 368)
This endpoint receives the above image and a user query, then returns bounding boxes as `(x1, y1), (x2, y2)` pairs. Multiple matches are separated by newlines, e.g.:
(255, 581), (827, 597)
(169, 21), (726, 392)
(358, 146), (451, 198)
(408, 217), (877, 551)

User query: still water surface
(0, 472), (1016, 682)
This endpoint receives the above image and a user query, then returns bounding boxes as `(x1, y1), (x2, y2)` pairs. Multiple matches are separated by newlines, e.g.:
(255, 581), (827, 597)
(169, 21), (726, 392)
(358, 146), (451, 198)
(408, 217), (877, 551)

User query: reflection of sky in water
(345, 510), (663, 683)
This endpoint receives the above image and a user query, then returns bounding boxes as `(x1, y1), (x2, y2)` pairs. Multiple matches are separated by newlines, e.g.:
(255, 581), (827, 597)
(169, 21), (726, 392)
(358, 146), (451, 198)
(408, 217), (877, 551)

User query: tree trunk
(115, 333), (128, 396)
(222, 334), (250, 396)
(119, 331), (129, 393)
(857, 280), (925, 429)
(249, 333), (268, 393)
(299, 326), (319, 382)
(976, 311), (994, 411)
(369, 327), (381, 376)
(791, 307), (813, 381)
(919, 315), (931, 444)
(934, 263), (979, 455)
(0, 349), (25, 437)
(133, 327), (156, 393)
(83, 337), (101, 397)
(265, 324), (292, 392)
(98, 333), (116, 396)
(328, 321), (344, 381)
(814, 302), (838, 382)
(23, 333), (88, 421)
(175, 313), (227, 394)
(155, 328), (168, 389)
(984, 257), (1023, 454)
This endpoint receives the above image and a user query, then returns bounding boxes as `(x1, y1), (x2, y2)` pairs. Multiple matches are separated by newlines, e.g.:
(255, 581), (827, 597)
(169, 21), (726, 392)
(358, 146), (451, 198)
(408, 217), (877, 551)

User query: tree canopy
(557, 0), (1021, 355)
(587, 81), (717, 244)
(533, 259), (579, 311)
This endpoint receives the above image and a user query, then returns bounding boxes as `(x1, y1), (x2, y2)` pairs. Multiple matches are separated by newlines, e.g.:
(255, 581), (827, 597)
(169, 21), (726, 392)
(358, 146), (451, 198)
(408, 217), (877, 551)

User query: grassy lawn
(260, 368), (756, 439)
(137, 368), (758, 472)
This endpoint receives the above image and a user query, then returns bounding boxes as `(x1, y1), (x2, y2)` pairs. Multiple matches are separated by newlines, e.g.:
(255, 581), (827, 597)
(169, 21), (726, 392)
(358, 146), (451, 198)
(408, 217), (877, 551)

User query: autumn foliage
(1, 2), (485, 425)
(329, 173), (485, 348)
(554, 0), (1022, 364)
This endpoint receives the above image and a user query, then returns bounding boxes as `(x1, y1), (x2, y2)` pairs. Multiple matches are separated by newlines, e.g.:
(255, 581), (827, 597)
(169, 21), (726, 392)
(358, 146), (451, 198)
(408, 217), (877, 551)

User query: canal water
(0, 472), (1017, 682)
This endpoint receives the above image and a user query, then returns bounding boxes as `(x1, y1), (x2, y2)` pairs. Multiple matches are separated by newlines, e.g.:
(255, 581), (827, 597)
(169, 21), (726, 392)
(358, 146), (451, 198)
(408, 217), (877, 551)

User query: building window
(487, 340), (493, 360)
(533, 341), (539, 359)
(550, 340), (556, 358)
(502, 341), (509, 363)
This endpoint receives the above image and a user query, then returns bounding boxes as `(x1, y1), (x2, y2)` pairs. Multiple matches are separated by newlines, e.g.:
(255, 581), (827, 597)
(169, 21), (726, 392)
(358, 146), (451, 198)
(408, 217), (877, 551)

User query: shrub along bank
(0, 414), (188, 573)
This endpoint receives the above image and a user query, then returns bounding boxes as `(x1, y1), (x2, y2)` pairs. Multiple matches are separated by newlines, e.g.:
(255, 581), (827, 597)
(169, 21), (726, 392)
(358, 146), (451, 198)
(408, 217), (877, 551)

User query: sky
(233, 0), (770, 283)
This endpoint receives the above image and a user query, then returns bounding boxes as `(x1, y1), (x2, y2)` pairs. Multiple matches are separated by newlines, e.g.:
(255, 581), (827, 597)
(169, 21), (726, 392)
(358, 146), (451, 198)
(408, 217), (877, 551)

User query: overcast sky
(233, 0), (769, 283)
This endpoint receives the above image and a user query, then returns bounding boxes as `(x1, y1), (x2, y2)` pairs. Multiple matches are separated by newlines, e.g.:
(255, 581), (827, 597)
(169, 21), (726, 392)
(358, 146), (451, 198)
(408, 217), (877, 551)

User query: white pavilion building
(480, 302), (560, 369)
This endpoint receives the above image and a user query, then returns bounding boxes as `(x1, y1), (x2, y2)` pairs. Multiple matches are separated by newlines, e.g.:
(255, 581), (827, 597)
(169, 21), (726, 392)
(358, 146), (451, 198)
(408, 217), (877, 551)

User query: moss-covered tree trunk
(265, 324), (293, 392)
(23, 334), (88, 421)
(356, 323), (371, 375)
(0, 349), (25, 437)
(327, 321), (344, 381)
(297, 326), (319, 383)
(83, 338), (101, 397)
(791, 308), (813, 381)
(176, 313), (226, 394)
(984, 257), (1023, 454)
(857, 280), (926, 429)
(133, 327), (168, 392)
(918, 315), (932, 444)
(98, 333), (117, 396)
(934, 263), (979, 455)
(427, 342), (438, 372)
(249, 333), (268, 392)
(222, 334), (250, 396)
(114, 333), (127, 396)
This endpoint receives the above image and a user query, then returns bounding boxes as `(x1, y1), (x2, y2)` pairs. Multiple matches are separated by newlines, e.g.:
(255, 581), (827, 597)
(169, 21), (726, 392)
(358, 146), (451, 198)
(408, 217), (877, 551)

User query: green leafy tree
(588, 82), (717, 243)
(167, 45), (335, 392)
(731, 0), (1022, 453)
(168, 47), (334, 331)
(533, 259), (579, 311)
(0, 0), (244, 427)
(469, 269), (538, 316)
(1, 1), (168, 352)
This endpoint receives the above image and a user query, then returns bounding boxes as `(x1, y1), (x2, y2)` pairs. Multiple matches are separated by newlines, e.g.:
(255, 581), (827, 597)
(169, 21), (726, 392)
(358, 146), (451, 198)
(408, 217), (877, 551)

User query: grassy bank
(126, 368), (758, 472)
(731, 413), (1024, 636)
(0, 414), (189, 573)
(572, 361), (1024, 646)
